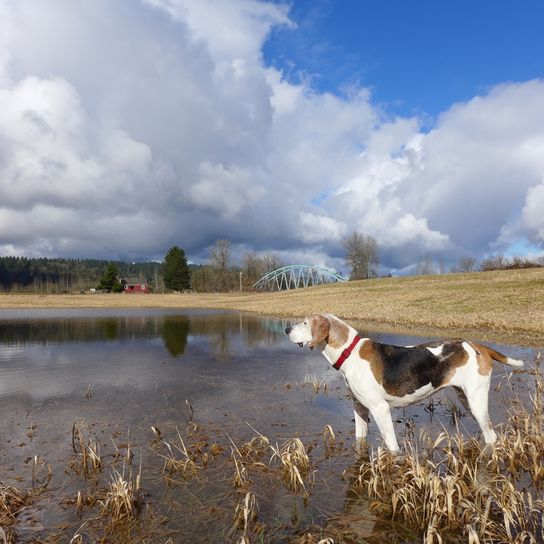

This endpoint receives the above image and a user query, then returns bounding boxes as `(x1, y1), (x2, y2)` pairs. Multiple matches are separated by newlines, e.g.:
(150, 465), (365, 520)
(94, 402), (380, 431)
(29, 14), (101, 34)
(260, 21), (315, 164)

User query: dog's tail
(473, 343), (524, 368)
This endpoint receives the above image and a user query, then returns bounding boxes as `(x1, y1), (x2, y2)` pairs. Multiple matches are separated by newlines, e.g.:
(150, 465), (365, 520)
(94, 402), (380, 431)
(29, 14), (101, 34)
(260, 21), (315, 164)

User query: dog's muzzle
(285, 327), (303, 347)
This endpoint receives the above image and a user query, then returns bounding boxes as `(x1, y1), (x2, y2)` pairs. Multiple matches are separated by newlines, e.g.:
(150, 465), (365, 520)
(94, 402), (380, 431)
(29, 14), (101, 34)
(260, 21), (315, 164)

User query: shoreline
(1, 267), (544, 346)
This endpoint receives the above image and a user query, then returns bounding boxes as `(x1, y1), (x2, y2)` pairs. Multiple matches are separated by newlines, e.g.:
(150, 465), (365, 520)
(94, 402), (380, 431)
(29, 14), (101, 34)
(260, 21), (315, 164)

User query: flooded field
(0, 309), (541, 543)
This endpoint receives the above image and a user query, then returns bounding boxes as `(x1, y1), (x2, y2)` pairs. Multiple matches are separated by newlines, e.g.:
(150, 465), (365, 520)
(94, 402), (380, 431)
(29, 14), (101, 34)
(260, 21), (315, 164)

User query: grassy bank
(1, 268), (544, 343)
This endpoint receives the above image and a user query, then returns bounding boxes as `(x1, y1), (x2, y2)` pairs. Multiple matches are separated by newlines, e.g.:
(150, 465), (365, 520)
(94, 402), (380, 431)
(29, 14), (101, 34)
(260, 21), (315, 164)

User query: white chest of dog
(285, 313), (523, 453)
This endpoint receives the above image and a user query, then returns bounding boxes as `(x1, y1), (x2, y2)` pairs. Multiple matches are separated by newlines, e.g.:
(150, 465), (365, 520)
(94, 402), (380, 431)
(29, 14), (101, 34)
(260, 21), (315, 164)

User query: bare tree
(210, 239), (231, 291)
(343, 232), (379, 280)
(457, 256), (478, 273)
(262, 253), (283, 274)
(241, 251), (265, 288)
(481, 254), (507, 271)
(416, 255), (436, 275)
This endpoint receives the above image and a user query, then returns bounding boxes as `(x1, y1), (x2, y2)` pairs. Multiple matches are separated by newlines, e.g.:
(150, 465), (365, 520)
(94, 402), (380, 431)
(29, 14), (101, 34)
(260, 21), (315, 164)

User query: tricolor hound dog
(285, 313), (523, 453)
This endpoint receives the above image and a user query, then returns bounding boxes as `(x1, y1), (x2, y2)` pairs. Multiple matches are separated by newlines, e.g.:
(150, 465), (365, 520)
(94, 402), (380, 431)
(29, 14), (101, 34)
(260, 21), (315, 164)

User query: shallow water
(0, 309), (539, 542)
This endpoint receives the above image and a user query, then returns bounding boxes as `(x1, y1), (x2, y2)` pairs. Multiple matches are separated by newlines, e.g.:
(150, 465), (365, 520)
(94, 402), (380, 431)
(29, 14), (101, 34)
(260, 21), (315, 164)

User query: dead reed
(227, 491), (259, 543)
(99, 464), (142, 524)
(321, 424), (344, 459)
(231, 449), (250, 489)
(154, 426), (207, 478)
(269, 437), (312, 496)
(304, 372), (329, 395)
(70, 420), (103, 479)
(0, 484), (28, 542)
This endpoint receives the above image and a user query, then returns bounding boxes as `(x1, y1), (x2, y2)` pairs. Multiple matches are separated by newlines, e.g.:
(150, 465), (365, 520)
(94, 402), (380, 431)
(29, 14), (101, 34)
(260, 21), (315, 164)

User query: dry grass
(2, 267), (544, 342)
(0, 484), (28, 543)
(227, 491), (259, 543)
(156, 427), (202, 478)
(99, 465), (142, 524)
(0, 466), (52, 543)
(269, 437), (312, 496)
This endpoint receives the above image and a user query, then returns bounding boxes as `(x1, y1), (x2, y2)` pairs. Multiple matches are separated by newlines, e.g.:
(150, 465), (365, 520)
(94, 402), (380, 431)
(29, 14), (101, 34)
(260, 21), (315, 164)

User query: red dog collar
(333, 335), (363, 370)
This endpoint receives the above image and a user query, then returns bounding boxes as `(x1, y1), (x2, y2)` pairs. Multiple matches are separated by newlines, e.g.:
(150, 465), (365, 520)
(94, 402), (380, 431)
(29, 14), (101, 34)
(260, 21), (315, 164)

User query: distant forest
(0, 256), (179, 293)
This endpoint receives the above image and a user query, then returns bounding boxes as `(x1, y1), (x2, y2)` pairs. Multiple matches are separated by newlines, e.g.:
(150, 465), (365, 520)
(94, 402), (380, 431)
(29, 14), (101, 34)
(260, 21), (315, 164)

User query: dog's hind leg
(453, 386), (470, 411)
(463, 379), (497, 445)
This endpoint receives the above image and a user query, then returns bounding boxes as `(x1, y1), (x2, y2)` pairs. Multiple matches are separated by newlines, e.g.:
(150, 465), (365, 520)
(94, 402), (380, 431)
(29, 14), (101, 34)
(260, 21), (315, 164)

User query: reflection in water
(0, 310), (287, 360)
(161, 317), (189, 357)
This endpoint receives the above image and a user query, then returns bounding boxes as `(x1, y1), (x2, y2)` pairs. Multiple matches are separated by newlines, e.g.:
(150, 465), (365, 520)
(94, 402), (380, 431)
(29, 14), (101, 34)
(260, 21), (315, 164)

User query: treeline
(0, 245), (281, 293)
(416, 254), (544, 275)
(0, 257), (164, 293)
(191, 240), (283, 292)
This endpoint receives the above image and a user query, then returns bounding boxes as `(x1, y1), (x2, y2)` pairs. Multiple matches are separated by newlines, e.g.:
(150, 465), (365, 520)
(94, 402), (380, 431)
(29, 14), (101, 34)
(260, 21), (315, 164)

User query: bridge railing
(253, 265), (347, 291)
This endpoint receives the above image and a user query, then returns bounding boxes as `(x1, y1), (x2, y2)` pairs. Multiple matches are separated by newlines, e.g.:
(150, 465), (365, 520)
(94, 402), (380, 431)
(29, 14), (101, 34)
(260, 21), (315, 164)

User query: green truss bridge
(253, 265), (347, 292)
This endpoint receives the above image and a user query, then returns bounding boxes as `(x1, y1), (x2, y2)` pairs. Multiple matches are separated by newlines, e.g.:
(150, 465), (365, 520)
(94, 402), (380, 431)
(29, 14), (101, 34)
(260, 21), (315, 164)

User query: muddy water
(0, 309), (538, 542)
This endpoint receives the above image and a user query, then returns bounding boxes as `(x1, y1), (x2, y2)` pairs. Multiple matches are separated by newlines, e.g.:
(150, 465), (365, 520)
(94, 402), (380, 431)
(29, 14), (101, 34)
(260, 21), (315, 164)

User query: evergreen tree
(97, 263), (122, 292)
(163, 246), (190, 291)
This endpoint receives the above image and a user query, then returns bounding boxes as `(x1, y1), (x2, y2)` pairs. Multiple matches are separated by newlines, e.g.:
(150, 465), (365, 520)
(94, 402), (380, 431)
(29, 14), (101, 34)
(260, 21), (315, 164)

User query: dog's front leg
(369, 402), (400, 453)
(353, 398), (369, 439)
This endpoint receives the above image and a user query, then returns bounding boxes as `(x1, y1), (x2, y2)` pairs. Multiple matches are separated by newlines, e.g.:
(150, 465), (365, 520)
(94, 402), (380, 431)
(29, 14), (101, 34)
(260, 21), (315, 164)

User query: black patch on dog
(376, 340), (465, 397)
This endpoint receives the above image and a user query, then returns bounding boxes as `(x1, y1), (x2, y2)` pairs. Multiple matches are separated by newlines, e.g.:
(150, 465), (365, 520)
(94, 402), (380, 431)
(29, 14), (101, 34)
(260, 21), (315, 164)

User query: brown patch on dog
(308, 314), (330, 348)
(327, 317), (349, 349)
(359, 341), (384, 384)
(471, 343), (495, 376)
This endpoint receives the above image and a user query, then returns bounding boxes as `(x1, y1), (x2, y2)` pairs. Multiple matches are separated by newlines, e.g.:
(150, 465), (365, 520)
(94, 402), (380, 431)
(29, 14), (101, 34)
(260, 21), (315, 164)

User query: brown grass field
(2, 268), (544, 344)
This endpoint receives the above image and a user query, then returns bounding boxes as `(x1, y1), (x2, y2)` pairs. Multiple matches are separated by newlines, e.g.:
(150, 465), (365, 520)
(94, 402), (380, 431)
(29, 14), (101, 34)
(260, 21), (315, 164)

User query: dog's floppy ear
(309, 314), (330, 348)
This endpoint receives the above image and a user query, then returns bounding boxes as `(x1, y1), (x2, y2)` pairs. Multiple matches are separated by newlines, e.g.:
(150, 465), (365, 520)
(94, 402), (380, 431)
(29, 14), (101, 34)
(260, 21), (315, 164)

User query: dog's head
(285, 314), (332, 350)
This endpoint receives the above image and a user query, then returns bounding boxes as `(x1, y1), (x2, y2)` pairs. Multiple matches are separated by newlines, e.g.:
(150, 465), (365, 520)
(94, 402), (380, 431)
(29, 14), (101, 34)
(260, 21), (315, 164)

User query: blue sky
(265, 0), (544, 118)
(1, 0), (544, 273)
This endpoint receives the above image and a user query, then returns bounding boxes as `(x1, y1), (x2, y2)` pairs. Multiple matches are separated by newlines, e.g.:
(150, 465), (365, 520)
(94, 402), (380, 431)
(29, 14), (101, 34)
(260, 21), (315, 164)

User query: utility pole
(239, 271), (243, 292)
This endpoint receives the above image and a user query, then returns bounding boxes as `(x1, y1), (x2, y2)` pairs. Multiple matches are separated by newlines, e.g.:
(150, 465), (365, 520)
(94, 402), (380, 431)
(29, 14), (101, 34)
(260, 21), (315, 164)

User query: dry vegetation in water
(2, 267), (544, 342)
(0, 457), (51, 543)
(1, 357), (543, 542)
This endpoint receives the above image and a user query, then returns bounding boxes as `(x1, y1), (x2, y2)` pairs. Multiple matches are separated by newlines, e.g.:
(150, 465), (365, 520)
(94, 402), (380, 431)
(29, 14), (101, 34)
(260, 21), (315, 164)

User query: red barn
(123, 283), (150, 294)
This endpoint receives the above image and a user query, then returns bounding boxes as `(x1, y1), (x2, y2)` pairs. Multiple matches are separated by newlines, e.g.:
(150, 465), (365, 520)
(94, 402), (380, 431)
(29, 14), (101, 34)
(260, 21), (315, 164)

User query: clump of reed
(238, 435), (269, 464)
(270, 437), (311, 496)
(153, 425), (221, 480)
(322, 424), (342, 457)
(226, 491), (259, 543)
(231, 448), (250, 489)
(160, 430), (200, 477)
(304, 372), (328, 395)
(99, 465), (142, 524)
(244, 425), (314, 496)
(0, 484), (29, 542)
(354, 356), (544, 543)
(358, 440), (543, 542)
(70, 421), (103, 479)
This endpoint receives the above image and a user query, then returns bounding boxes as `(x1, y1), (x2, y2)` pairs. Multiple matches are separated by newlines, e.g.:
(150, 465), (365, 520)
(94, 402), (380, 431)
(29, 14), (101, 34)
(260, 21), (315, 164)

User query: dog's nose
(285, 326), (292, 335)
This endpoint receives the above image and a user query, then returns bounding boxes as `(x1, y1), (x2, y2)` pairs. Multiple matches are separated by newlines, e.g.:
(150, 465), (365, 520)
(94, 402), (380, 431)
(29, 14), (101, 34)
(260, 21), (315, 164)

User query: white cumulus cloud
(0, 0), (543, 272)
